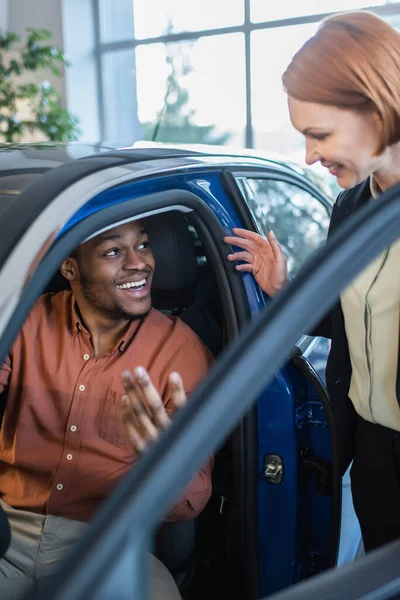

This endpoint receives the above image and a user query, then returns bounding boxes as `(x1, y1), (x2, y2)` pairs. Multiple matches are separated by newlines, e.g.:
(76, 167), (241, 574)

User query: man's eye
(137, 241), (149, 251)
(105, 248), (120, 257)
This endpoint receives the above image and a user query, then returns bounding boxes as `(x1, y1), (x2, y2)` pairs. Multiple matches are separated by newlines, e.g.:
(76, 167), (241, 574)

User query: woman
(225, 11), (400, 553)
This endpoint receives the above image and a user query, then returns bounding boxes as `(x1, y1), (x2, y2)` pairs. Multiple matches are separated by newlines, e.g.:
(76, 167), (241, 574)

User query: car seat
(143, 212), (223, 591)
(0, 503), (10, 559)
(145, 212), (223, 356)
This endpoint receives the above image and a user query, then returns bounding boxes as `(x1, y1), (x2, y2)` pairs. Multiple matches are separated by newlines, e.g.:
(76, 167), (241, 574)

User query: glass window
(236, 177), (330, 276)
(135, 33), (246, 146)
(101, 49), (141, 144)
(251, 1), (386, 23)
(251, 24), (318, 162)
(387, 13), (400, 30)
(99, 0), (135, 43)
(133, 0), (244, 39)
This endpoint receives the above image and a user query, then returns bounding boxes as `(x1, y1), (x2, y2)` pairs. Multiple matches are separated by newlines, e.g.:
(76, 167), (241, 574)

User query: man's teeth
(117, 279), (146, 289)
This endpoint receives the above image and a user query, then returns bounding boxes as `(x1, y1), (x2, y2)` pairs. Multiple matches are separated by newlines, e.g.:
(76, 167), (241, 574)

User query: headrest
(145, 212), (198, 291)
(45, 211), (198, 296)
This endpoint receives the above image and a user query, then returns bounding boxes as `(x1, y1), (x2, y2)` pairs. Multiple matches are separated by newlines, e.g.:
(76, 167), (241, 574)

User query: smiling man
(0, 219), (213, 599)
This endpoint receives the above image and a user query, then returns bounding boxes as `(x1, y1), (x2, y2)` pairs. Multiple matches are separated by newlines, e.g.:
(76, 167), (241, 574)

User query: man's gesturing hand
(121, 366), (186, 455)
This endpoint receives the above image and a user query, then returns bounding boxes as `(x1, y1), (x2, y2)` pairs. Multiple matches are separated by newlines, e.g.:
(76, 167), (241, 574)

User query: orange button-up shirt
(0, 291), (213, 522)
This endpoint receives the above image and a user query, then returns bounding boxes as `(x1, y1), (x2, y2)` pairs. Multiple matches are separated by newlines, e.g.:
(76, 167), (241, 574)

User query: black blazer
(316, 178), (372, 475)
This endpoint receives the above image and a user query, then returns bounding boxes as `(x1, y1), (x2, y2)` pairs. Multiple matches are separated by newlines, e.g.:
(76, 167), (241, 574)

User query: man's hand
(121, 366), (186, 455)
(224, 228), (288, 297)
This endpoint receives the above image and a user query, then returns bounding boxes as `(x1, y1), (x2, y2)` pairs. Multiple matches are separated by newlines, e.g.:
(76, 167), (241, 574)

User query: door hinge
(295, 401), (327, 429)
(263, 454), (284, 484)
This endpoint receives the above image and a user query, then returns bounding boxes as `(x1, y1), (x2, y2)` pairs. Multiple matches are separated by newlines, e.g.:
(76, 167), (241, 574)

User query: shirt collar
(71, 299), (83, 336)
(370, 176), (382, 199)
(70, 296), (146, 353)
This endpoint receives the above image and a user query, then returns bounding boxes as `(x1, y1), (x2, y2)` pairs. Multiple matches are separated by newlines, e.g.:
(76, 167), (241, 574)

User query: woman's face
(288, 96), (383, 189)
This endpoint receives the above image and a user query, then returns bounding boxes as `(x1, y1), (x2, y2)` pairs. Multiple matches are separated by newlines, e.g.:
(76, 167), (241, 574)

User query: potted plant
(0, 27), (80, 142)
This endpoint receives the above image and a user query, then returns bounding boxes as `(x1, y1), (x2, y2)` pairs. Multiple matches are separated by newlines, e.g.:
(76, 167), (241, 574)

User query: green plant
(0, 28), (80, 142)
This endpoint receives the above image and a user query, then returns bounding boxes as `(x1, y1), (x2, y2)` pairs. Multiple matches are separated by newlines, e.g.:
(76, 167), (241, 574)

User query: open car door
(14, 180), (398, 600)
(0, 153), (398, 600)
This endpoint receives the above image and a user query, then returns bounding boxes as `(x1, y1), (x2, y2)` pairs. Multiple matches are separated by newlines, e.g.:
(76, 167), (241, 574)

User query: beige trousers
(0, 499), (181, 600)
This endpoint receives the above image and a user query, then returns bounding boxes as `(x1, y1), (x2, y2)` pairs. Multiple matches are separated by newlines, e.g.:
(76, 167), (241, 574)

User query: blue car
(0, 142), (371, 599)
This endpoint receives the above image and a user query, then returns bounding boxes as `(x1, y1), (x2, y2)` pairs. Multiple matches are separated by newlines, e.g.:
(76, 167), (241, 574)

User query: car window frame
(0, 188), (248, 366)
(0, 181), (262, 599)
(222, 167), (332, 232)
(223, 169), (332, 278)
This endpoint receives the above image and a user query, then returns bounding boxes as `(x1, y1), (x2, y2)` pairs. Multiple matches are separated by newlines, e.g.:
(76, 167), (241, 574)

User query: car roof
(0, 141), (332, 207)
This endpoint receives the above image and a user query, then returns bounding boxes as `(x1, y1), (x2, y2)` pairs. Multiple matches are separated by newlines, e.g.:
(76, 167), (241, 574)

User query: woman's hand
(224, 228), (288, 297)
(121, 367), (186, 455)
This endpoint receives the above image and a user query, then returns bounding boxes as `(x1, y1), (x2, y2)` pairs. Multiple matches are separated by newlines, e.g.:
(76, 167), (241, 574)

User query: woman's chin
(336, 169), (359, 190)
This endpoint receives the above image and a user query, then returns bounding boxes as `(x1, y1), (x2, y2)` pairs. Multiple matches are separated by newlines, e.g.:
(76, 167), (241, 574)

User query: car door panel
(0, 162), (333, 596)
(1, 159), (398, 600)
(222, 169), (348, 591)
(25, 180), (400, 600)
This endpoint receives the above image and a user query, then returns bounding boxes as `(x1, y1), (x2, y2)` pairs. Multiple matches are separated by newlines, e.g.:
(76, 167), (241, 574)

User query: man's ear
(60, 257), (79, 282)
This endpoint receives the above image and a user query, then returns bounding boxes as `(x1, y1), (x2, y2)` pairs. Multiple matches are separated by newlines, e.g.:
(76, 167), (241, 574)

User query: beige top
(340, 177), (400, 429)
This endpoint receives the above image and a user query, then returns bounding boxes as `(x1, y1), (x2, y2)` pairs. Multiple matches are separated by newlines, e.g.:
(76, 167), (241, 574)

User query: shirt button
(70, 425), (77, 432)
(56, 484), (63, 491)
(66, 454), (73, 461)
(79, 384), (85, 391)
(83, 354), (90, 361)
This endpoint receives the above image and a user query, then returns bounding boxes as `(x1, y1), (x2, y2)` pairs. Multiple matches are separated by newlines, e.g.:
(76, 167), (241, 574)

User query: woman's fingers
(227, 250), (254, 264)
(267, 231), (288, 282)
(224, 235), (255, 252)
(232, 228), (273, 248)
(234, 263), (254, 273)
(268, 231), (286, 261)
(225, 229), (273, 257)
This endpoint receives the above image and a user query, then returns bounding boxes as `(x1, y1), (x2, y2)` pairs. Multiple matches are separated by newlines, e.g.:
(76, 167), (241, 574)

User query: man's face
(66, 220), (155, 320)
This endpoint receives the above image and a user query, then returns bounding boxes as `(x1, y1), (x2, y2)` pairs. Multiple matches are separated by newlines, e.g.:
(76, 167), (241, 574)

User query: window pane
(251, 24), (317, 161)
(237, 178), (330, 276)
(386, 12), (400, 30)
(135, 34), (246, 146)
(101, 49), (141, 144)
(99, 0), (135, 43)
(133, 0), (244, 39)
(251, 1), (386, 23)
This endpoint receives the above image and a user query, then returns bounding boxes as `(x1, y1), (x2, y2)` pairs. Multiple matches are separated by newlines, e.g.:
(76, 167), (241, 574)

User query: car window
(236, 177), (331, 277)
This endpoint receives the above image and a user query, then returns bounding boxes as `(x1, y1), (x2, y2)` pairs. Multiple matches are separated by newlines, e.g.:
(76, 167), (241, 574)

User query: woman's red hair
(282, 12), (400, 154)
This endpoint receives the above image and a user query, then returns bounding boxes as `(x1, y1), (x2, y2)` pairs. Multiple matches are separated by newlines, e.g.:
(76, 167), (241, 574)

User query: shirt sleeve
(0, 355), (11, 396)
(165, 457), (214, 522)
(163, 335), (214, 521)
